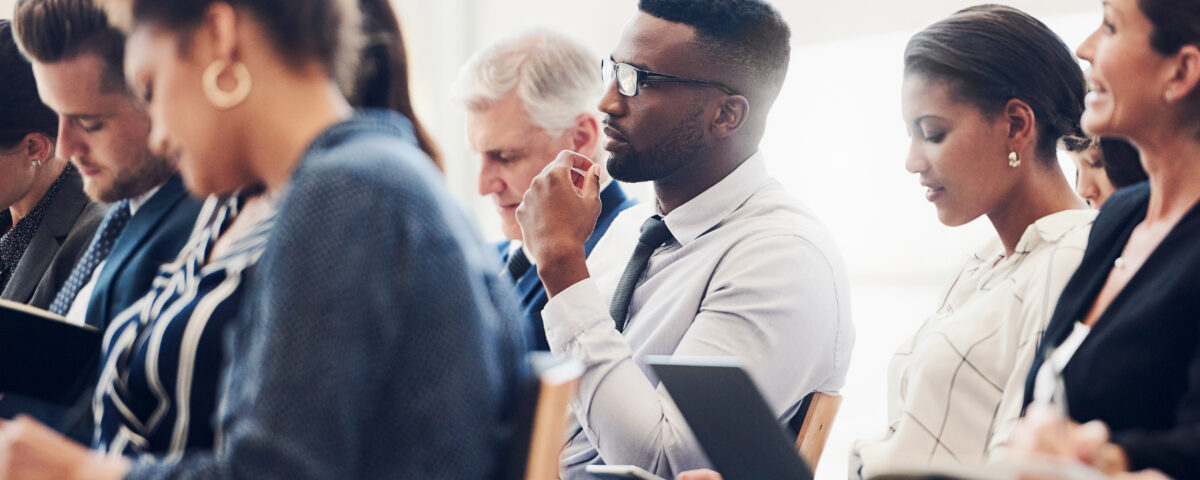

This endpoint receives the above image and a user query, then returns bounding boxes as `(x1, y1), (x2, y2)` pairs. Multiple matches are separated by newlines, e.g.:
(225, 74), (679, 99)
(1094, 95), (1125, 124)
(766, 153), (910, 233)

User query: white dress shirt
(545, 152), (855, 479)
(64, 185), (163, 326)
(850, 209), (1095, 478)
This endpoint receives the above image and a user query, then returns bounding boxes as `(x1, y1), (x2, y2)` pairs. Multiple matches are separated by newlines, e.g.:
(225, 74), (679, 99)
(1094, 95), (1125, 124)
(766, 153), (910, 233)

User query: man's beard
(84, 154), (176, 203)
(606, 107), (707, 184)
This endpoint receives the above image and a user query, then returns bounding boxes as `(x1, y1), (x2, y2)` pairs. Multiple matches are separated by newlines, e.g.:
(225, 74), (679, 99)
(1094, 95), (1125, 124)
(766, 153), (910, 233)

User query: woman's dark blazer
(1023, 182), (1200, 479)
(0, 166), (105, 309)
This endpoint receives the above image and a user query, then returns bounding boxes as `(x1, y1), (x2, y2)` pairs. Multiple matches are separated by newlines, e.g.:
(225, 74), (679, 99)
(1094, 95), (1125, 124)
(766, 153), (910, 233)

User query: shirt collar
(128, 183), (164, 215)
(661, 151), (771, 246)
(1013, 209), (1096, 253)
(975, 208), (1096, 261)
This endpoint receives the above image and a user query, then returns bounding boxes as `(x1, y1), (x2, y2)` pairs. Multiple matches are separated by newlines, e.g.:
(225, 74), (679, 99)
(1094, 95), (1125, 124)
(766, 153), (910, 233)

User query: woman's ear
(1165, 44), (1200, 103)
(1003, 98), (1037, 153)
(712, 95), (750, 139)
(22, 133), (54, 166)
(200, 2), (241, 63)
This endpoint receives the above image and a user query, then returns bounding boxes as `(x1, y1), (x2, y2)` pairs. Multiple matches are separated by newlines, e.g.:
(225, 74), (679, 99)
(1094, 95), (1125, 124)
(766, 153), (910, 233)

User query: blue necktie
(49, 200), (133, 316)
(609, 215), (673, 332)
(502, 247), (532, 282)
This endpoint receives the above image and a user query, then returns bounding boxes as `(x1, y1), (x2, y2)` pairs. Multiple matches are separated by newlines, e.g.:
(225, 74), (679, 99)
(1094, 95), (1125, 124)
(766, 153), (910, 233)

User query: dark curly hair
(637, 0), (791, 105)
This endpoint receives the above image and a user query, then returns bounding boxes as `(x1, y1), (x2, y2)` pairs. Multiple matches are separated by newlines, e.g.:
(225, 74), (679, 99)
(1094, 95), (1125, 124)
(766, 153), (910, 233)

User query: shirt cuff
(542, 278), (611, 352)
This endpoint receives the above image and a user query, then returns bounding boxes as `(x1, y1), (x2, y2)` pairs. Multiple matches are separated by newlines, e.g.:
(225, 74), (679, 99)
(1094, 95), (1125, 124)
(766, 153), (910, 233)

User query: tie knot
(638, 215), (673, 248)
(112, 199), (132, 219)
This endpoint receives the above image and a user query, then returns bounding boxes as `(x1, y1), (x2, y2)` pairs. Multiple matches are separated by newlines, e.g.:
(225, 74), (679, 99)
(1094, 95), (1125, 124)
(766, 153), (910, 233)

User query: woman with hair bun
(850, 5), (1094, 477)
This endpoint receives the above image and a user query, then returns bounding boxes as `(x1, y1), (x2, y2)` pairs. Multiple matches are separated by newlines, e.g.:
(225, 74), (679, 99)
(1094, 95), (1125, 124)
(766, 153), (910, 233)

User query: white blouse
(851, 209), (1095, 478)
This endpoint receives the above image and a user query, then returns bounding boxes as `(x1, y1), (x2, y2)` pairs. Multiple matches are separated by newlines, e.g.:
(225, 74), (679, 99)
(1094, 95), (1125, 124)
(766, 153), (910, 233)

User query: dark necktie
(609, 215), (673, 332)
(50, 200), (133, 315)
(503, 247), (533, 281)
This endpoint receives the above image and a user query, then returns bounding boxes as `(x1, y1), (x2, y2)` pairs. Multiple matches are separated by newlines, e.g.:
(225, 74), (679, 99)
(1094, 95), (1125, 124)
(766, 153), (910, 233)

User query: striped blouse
(93, 192), (276, 460)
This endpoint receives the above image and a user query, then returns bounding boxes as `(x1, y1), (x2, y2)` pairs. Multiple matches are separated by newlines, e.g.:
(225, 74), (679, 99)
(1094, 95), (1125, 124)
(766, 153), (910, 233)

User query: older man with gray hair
(453, 28), (638, 350)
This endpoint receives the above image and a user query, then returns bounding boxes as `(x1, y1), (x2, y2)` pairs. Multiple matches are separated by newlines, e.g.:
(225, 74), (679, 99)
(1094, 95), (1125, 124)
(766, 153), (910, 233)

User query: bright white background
(0, 1), (1102, 478)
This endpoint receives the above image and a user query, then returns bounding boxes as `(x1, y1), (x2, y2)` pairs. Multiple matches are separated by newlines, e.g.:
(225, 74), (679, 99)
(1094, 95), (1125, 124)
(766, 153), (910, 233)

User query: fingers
(558, 149), (595, 171)
(581, 164), (601, 199)
(677, 469), (723, 480)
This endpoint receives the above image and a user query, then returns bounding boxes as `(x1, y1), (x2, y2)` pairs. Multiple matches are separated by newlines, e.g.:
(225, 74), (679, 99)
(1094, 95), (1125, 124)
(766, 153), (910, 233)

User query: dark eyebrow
(485, 148), (524, 158)
(63, 113), (113, 121)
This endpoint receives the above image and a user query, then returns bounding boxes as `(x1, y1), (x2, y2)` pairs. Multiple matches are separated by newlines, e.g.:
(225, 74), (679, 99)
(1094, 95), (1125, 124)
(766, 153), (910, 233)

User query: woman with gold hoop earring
(0, 0), (527, 478)
(0, 19), (104, 309)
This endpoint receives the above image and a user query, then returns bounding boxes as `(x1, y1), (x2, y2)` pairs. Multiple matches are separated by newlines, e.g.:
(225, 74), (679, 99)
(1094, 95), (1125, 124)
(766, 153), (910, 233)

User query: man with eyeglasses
(515, 0), (855, 478)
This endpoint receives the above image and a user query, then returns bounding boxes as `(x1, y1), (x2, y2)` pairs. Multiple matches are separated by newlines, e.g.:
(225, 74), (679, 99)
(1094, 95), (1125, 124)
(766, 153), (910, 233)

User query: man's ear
(568, 113), (600, 156)
(712, 95), (749, 139)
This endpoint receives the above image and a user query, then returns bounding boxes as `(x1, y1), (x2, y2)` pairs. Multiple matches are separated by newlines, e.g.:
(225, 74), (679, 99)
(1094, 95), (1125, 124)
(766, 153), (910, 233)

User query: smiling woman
(1011, 0), (1200, 476)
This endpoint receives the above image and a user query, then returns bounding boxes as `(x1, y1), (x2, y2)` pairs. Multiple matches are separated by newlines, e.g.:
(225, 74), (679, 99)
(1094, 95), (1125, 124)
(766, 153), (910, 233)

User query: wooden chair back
(789, 392), (843, 471)
(504, 353), (583, 480)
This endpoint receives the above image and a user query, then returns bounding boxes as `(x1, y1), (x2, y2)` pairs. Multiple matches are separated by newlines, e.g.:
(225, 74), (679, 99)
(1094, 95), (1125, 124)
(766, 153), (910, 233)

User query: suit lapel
(86, 175), (188, 326)
(1, 168), (92, 304)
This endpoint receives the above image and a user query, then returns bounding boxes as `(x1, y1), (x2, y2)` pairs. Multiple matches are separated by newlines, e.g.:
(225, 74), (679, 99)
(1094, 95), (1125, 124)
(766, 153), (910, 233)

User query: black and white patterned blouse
(93, 191), (276, 460)
(0, 164), (73, 291)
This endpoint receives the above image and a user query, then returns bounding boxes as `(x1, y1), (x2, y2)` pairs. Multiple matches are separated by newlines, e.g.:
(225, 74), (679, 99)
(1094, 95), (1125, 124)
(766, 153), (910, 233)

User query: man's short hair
(13, 0), (128, 92)
(451, 28), (601, 139)
(638, 0), (791, 104)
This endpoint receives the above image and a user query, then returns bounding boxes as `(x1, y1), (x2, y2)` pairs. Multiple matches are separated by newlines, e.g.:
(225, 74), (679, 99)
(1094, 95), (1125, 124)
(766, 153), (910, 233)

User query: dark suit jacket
(1022, 183), (1200, 478)
(84, 174), (202, 330)
(0, 174), (200, 444)
(0, 167), (105, 309)
(0, 167), (103, 438)
(498, 181), (637, 350)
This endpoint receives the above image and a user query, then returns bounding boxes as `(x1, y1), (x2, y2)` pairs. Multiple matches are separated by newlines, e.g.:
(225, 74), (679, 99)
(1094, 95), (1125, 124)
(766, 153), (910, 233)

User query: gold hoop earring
(202, 59), (252, 109)
(1008, 151), (1021, 168)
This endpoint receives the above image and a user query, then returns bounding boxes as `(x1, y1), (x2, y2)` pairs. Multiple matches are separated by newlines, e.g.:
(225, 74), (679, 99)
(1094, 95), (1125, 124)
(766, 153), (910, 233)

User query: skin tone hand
(1010, 403), (1129, 475)
(0, 416), (129, 480)
(515, 150), (602, 297)
(676, 469), (723, 480)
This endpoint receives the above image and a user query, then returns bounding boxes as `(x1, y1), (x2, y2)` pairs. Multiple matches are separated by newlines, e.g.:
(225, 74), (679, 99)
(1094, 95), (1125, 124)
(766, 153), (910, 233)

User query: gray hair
(451, 28), (601, 138)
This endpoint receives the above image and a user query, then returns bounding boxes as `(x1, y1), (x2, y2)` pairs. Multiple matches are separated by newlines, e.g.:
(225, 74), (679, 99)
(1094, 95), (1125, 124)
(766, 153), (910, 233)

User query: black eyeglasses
(601, 58), (739, 97)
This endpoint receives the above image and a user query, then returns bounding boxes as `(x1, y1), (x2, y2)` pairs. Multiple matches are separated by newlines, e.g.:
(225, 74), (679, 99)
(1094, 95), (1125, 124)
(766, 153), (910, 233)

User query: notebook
(0, 299), (101, 403)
